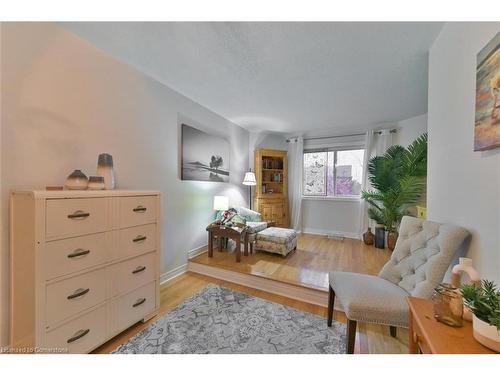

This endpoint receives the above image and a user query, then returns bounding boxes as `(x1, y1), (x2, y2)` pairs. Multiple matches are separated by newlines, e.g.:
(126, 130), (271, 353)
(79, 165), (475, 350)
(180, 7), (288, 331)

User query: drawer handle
(132, 266), (146, 274)
(132, 298), (146, 308)
(67, 329), (90, 344)
(133, 206), (147, 213)
(67, 288), (90, 300)
(67, 210), (90, 219)
(133, 235), (147, 243)
(67, 249), (90, 258)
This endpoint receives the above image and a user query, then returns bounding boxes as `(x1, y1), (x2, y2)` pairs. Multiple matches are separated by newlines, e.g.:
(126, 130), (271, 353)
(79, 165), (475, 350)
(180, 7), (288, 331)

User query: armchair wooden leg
(346, 319), (357, 354)
(390, 326), (397, 338)
(327, 286), (335, 327)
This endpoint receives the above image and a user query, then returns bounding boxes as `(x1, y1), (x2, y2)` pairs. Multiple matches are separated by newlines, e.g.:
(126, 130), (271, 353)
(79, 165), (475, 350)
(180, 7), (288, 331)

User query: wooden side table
(206, 225), (247, 262)
(407, 296), (495, 354)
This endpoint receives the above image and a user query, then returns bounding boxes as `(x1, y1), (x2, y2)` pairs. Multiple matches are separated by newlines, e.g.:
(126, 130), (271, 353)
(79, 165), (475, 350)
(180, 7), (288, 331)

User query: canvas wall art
(181, 124), (230, 182)
(475, 31), (500, 151)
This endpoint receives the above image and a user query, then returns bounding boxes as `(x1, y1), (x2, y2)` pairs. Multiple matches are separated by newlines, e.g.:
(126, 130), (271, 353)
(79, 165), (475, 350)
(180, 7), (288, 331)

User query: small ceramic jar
(65, 170), (88, 190)
(87, 176), (105, 190)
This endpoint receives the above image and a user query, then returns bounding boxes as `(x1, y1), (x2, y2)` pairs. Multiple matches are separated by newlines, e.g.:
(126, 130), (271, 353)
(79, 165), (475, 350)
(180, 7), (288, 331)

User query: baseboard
(160, 263), (187, 285)
(159, 245), (208, 285)
(302, 227), (361, 240)
(188, 244), (208, 259)
(188, 261), (329, 307)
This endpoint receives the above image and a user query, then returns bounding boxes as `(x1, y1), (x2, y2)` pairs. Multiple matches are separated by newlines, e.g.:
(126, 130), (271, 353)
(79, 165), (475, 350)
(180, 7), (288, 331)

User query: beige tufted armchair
(327, 216), (469, 353)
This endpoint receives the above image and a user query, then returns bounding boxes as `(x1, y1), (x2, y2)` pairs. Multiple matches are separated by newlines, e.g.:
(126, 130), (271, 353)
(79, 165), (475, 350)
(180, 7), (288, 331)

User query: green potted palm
(461, 280), (500, 352)
(362, 133), (427, 250)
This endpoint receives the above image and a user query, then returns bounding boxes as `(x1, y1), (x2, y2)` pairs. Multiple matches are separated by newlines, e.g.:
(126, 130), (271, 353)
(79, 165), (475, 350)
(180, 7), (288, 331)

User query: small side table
(206, 225), (247, 263)
(407, 296), (495, 354)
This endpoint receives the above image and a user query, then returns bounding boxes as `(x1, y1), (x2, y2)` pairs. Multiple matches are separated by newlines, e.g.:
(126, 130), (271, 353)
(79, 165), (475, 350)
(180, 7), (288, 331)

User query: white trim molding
(160, 244), (208, 285)
(188, 244), (208, 259)
(302, 228), (361, 240)
(160, 263), (187, 285)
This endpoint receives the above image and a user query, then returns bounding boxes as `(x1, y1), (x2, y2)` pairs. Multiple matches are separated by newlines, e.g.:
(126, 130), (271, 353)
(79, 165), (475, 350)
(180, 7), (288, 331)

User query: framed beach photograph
(181, 124), (230, 182)
(474, 31), (500, 151)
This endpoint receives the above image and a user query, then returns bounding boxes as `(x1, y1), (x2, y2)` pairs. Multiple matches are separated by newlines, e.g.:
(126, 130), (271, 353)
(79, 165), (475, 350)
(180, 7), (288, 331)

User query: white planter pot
(472, 314), (500, 352)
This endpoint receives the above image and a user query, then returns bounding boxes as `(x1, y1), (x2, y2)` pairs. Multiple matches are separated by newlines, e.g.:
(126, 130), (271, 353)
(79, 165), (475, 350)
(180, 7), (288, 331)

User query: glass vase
(431, 283), (464, 327)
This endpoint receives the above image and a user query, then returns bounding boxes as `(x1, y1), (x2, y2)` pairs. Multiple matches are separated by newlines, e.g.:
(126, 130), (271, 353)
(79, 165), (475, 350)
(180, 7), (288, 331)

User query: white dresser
(10, 190), (160, 353)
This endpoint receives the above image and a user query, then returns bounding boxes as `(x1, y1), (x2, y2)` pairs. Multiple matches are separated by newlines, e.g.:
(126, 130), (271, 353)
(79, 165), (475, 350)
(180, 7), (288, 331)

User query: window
(303, 149), (364, 197)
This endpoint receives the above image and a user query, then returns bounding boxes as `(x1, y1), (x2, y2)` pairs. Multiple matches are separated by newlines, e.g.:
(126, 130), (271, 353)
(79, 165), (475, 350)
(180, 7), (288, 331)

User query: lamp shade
(213, 195), (229, 211)
(242, 171), (257, 186)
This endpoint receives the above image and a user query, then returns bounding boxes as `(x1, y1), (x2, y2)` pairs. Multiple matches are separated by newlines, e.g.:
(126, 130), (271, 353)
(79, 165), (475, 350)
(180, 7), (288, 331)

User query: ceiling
(60, 22), (443, 134)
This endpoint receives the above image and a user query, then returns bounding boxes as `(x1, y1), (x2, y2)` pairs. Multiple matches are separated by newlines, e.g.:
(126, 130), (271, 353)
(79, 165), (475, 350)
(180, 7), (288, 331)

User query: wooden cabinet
(259, 199), (287, 227)
(10, 190), (160, 353)
(254, 149), (289, 227)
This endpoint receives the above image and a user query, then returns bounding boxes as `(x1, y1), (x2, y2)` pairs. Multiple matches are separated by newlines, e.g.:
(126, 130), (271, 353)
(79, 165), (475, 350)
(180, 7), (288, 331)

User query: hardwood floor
(94, 234), (409, 354)
(190, 233), (392, 290)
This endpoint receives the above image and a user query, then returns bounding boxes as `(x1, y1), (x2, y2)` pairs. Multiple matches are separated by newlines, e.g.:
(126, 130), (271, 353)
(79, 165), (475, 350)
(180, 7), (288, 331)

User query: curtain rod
(286, 129), (397, 143)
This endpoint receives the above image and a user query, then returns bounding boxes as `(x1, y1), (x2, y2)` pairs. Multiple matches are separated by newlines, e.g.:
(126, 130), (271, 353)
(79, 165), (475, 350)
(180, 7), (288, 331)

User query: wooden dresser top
(407, 296), (495, 354)
(12, 190), (160, 199)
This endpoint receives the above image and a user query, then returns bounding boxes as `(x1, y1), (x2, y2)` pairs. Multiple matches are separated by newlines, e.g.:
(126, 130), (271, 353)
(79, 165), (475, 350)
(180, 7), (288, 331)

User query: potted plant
(362, 133), (427, 250)
(461, 280), (500, 352)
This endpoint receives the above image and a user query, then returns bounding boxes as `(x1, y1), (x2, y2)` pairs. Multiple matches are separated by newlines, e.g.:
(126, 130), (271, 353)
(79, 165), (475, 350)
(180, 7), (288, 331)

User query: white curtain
(358, 129), (394, 235)
(358, 130), (374, 235)
(375, 129), (394, 155)
(288, 137), (303, 231)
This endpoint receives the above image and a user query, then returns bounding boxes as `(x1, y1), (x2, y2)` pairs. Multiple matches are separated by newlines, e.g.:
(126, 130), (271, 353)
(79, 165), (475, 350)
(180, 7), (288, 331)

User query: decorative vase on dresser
(10, 190), (160, 353)
(96, 153), (115, 190)
(253, 148), (289, 228)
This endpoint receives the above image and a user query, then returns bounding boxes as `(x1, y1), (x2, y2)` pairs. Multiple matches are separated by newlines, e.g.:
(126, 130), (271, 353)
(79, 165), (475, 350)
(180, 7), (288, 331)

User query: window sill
(301, 196), (361, 202)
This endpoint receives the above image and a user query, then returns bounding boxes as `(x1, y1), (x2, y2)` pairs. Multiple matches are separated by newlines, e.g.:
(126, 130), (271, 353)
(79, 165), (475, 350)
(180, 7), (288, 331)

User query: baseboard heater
(327, 234), (345, 241)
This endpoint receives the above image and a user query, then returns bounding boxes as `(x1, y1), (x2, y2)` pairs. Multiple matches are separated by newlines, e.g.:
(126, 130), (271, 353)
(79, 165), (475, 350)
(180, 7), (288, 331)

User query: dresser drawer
(43, 233), (110, 280)
(119, 196), (157, 228)
(109, 281), (156, 335)
(46, 198), (108, 239)
(108, 252), (156, 297)
(46, 268), (107, 327)
(114, 224), (156, 260)
(45, 305), (106, 354)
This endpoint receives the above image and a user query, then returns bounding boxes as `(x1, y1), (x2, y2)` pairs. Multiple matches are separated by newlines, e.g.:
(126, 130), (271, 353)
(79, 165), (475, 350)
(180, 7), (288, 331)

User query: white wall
(394, 113), (427, 147)
(302, 198), (362, 238)
(427, 22), (500, 283)
(0, 22), (249, 345)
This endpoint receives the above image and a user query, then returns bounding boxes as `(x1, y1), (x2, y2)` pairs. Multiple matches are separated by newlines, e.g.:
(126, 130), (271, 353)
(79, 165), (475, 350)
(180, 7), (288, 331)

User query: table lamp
(242, 170), (256, 209)
(213, 195), (229, 211)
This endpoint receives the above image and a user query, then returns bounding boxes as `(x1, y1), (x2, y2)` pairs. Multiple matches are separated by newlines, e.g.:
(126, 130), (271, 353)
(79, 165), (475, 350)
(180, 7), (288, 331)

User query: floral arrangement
(213, 210), (236, 226)
(212, 209), (247, 228)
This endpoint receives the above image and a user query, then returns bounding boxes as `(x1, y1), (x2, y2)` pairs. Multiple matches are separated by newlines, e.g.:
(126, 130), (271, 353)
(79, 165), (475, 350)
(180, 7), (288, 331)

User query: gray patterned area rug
(113, 284), (346, 354)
